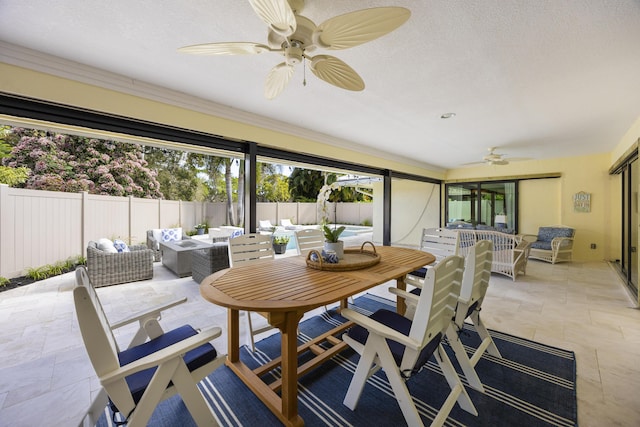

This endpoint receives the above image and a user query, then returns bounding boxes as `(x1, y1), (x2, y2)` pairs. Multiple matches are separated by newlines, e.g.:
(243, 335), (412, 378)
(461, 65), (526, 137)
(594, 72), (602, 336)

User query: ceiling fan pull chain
(303, 56), (307, 86)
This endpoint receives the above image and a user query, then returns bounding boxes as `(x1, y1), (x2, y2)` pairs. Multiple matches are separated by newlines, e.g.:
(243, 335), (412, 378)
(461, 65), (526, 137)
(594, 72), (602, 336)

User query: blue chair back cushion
(112, 325), (217, 412)
(537, 227), (574, 242)
(346, 309), (441, 369)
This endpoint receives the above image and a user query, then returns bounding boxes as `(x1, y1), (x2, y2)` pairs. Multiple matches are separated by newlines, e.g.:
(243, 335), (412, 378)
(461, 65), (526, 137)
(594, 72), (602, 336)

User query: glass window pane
(446, 183), (477, 226)
(447, 181), (517, 232)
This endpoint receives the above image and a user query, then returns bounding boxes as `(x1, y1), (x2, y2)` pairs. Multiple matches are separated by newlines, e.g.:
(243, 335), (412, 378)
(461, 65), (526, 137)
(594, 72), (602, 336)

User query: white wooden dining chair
(394, 240), (502, 393)
(341, 255), (477, 427)
(294, 227), (353, 310)
(445, 239), (501, 392)
(227, 233), (276, 351)
(294, 228), (324, 255)
(408, 227), (461, 279)
(73, 266), (224, 427)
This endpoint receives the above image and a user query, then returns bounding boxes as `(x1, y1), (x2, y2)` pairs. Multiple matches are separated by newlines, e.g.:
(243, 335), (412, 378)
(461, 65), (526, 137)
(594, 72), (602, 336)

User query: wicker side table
(191, 243), (230, 284)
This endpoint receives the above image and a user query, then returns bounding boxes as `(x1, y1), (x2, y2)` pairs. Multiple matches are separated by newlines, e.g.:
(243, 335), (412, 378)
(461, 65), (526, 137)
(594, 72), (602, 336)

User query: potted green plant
(272, 235), (290, 254)
(322, 224), (345, 259)
(194, 223), (208, 235)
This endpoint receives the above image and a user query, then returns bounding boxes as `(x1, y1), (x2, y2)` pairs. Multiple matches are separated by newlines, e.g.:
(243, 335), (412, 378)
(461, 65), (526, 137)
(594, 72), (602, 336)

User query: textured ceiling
(1, 0), (640, 170)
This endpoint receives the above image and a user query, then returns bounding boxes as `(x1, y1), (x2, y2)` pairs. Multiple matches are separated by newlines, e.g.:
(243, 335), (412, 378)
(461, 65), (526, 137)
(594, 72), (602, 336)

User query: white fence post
(82, 191), (89, 258)
(0, 184), (8, 277)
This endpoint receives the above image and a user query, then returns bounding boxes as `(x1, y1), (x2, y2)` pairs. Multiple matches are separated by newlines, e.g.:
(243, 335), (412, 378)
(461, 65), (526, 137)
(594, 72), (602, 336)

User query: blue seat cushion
(530, 241), (553, 250)
(346, 309), (441, 370)
(112, 325), (217, 412)
(409, 267), (427, 278)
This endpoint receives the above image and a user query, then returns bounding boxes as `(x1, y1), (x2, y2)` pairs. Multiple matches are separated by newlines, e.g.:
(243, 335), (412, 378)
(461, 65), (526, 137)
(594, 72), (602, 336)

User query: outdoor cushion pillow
(151, 228), (162, 244)
(113, 239), (130, 253)
(97, 238), (118, 253)
(161, 228), (182, 242)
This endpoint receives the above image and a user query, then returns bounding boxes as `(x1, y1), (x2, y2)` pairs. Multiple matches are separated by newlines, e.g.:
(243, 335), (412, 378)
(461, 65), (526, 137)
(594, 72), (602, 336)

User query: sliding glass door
(446, 181), (517, 231)
(620, 157), (639, 297)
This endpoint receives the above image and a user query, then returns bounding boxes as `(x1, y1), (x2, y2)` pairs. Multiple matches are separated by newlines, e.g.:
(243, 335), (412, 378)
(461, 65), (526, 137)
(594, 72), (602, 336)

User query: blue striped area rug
(98, 294), (577, 426)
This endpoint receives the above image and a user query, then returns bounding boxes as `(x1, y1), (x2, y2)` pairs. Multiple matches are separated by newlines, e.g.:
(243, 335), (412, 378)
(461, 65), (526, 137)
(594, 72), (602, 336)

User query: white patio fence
(0, 184), (372, 278)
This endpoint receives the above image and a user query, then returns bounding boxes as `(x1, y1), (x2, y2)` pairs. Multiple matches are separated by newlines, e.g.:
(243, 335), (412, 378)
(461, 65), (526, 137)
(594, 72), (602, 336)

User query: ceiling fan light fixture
(284, 43), (304, 65)
(441, 112), (456, 119)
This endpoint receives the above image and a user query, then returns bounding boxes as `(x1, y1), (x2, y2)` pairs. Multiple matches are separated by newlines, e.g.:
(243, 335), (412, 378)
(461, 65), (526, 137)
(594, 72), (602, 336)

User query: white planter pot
(324, 241), (344, 259)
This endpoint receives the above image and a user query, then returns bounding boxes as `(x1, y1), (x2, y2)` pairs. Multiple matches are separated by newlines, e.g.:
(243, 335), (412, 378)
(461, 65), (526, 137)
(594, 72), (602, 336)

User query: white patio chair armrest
(110, 297), (188, 330)
(551, 236), (574, 250)
(100, 326), (223, 383)
(456, 292), (474, 307)
(405, 274), (426, 289)
(520, 234), (538, 243)
(513, 247), (527, 262)
(388, 287), (419, 305)
(513, 240), (530, 258)
(341, 309), (420, 351)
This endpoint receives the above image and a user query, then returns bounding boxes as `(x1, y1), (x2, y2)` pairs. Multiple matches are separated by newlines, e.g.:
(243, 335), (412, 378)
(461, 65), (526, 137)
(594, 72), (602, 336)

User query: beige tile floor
(1, 247), (639, 427)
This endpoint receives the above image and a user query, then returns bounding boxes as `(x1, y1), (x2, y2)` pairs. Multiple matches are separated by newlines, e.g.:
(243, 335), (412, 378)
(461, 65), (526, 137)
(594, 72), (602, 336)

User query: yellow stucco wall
(519, 178), (561, 232)
(445, 153), (618, 262)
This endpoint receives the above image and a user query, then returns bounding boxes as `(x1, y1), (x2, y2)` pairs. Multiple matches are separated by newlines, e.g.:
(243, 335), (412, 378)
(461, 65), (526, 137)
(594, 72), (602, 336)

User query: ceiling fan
(463, 147), (530, 166)
(178, 0), (411, 99)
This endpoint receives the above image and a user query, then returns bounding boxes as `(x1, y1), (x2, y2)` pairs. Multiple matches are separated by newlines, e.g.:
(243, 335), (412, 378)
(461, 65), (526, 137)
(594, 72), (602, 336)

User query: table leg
(280, 311), (303, 426)
(338, 297), (349, 312)
(227, 309), (240, 362)
(396, 275), (407, 315)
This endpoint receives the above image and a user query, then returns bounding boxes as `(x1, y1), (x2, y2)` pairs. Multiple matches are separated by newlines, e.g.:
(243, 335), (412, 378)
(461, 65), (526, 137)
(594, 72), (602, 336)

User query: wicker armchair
(522, 226), (575, 264)
(86, 241), (154, 287)
(191, 243), (230, 284)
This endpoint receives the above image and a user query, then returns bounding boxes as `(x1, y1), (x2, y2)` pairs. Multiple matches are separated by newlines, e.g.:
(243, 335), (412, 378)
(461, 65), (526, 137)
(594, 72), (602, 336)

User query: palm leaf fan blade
(249, 0), (296, 36)
(265, 62), (295, 99)
(315, 7), (411, 50)
(309, 55), (364, 91)
(178, 42), (272, 55)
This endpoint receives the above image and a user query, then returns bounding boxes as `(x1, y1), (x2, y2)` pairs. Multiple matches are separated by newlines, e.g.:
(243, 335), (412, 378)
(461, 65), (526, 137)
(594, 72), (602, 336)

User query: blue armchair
(523, 226), (575, 264)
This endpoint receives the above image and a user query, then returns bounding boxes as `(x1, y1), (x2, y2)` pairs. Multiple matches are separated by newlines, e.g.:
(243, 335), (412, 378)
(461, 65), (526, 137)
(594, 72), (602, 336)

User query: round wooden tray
(306, 241), (380, 271)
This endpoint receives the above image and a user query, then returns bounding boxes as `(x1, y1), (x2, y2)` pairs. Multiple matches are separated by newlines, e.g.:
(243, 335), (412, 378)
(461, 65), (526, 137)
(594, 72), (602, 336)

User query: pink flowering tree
(3, 128), (162, 198)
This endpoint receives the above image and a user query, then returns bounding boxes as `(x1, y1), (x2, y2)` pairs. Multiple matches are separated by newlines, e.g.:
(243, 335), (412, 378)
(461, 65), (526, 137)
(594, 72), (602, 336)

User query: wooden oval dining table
(200, 245), (435, 427)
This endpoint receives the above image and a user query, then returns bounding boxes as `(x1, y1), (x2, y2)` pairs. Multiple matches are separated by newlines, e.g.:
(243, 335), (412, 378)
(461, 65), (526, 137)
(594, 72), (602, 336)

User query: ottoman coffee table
(160, 239), (213, 277)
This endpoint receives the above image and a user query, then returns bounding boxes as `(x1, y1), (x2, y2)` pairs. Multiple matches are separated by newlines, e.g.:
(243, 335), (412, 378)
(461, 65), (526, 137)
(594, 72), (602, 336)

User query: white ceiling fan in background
(463, 147), (531, 166)
(178, 0), (410, 99)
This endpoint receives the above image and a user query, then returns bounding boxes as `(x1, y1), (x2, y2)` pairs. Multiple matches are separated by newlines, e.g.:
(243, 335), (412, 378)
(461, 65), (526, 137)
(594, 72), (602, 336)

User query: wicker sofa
(457, 229), (530, 281)
(86, 240), (154, 287)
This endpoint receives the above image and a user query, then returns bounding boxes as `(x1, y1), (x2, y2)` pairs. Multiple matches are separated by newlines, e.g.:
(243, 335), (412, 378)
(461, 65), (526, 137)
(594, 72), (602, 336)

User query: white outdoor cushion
(97, 238), (118, 253)
(151, 228), (162, 243)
